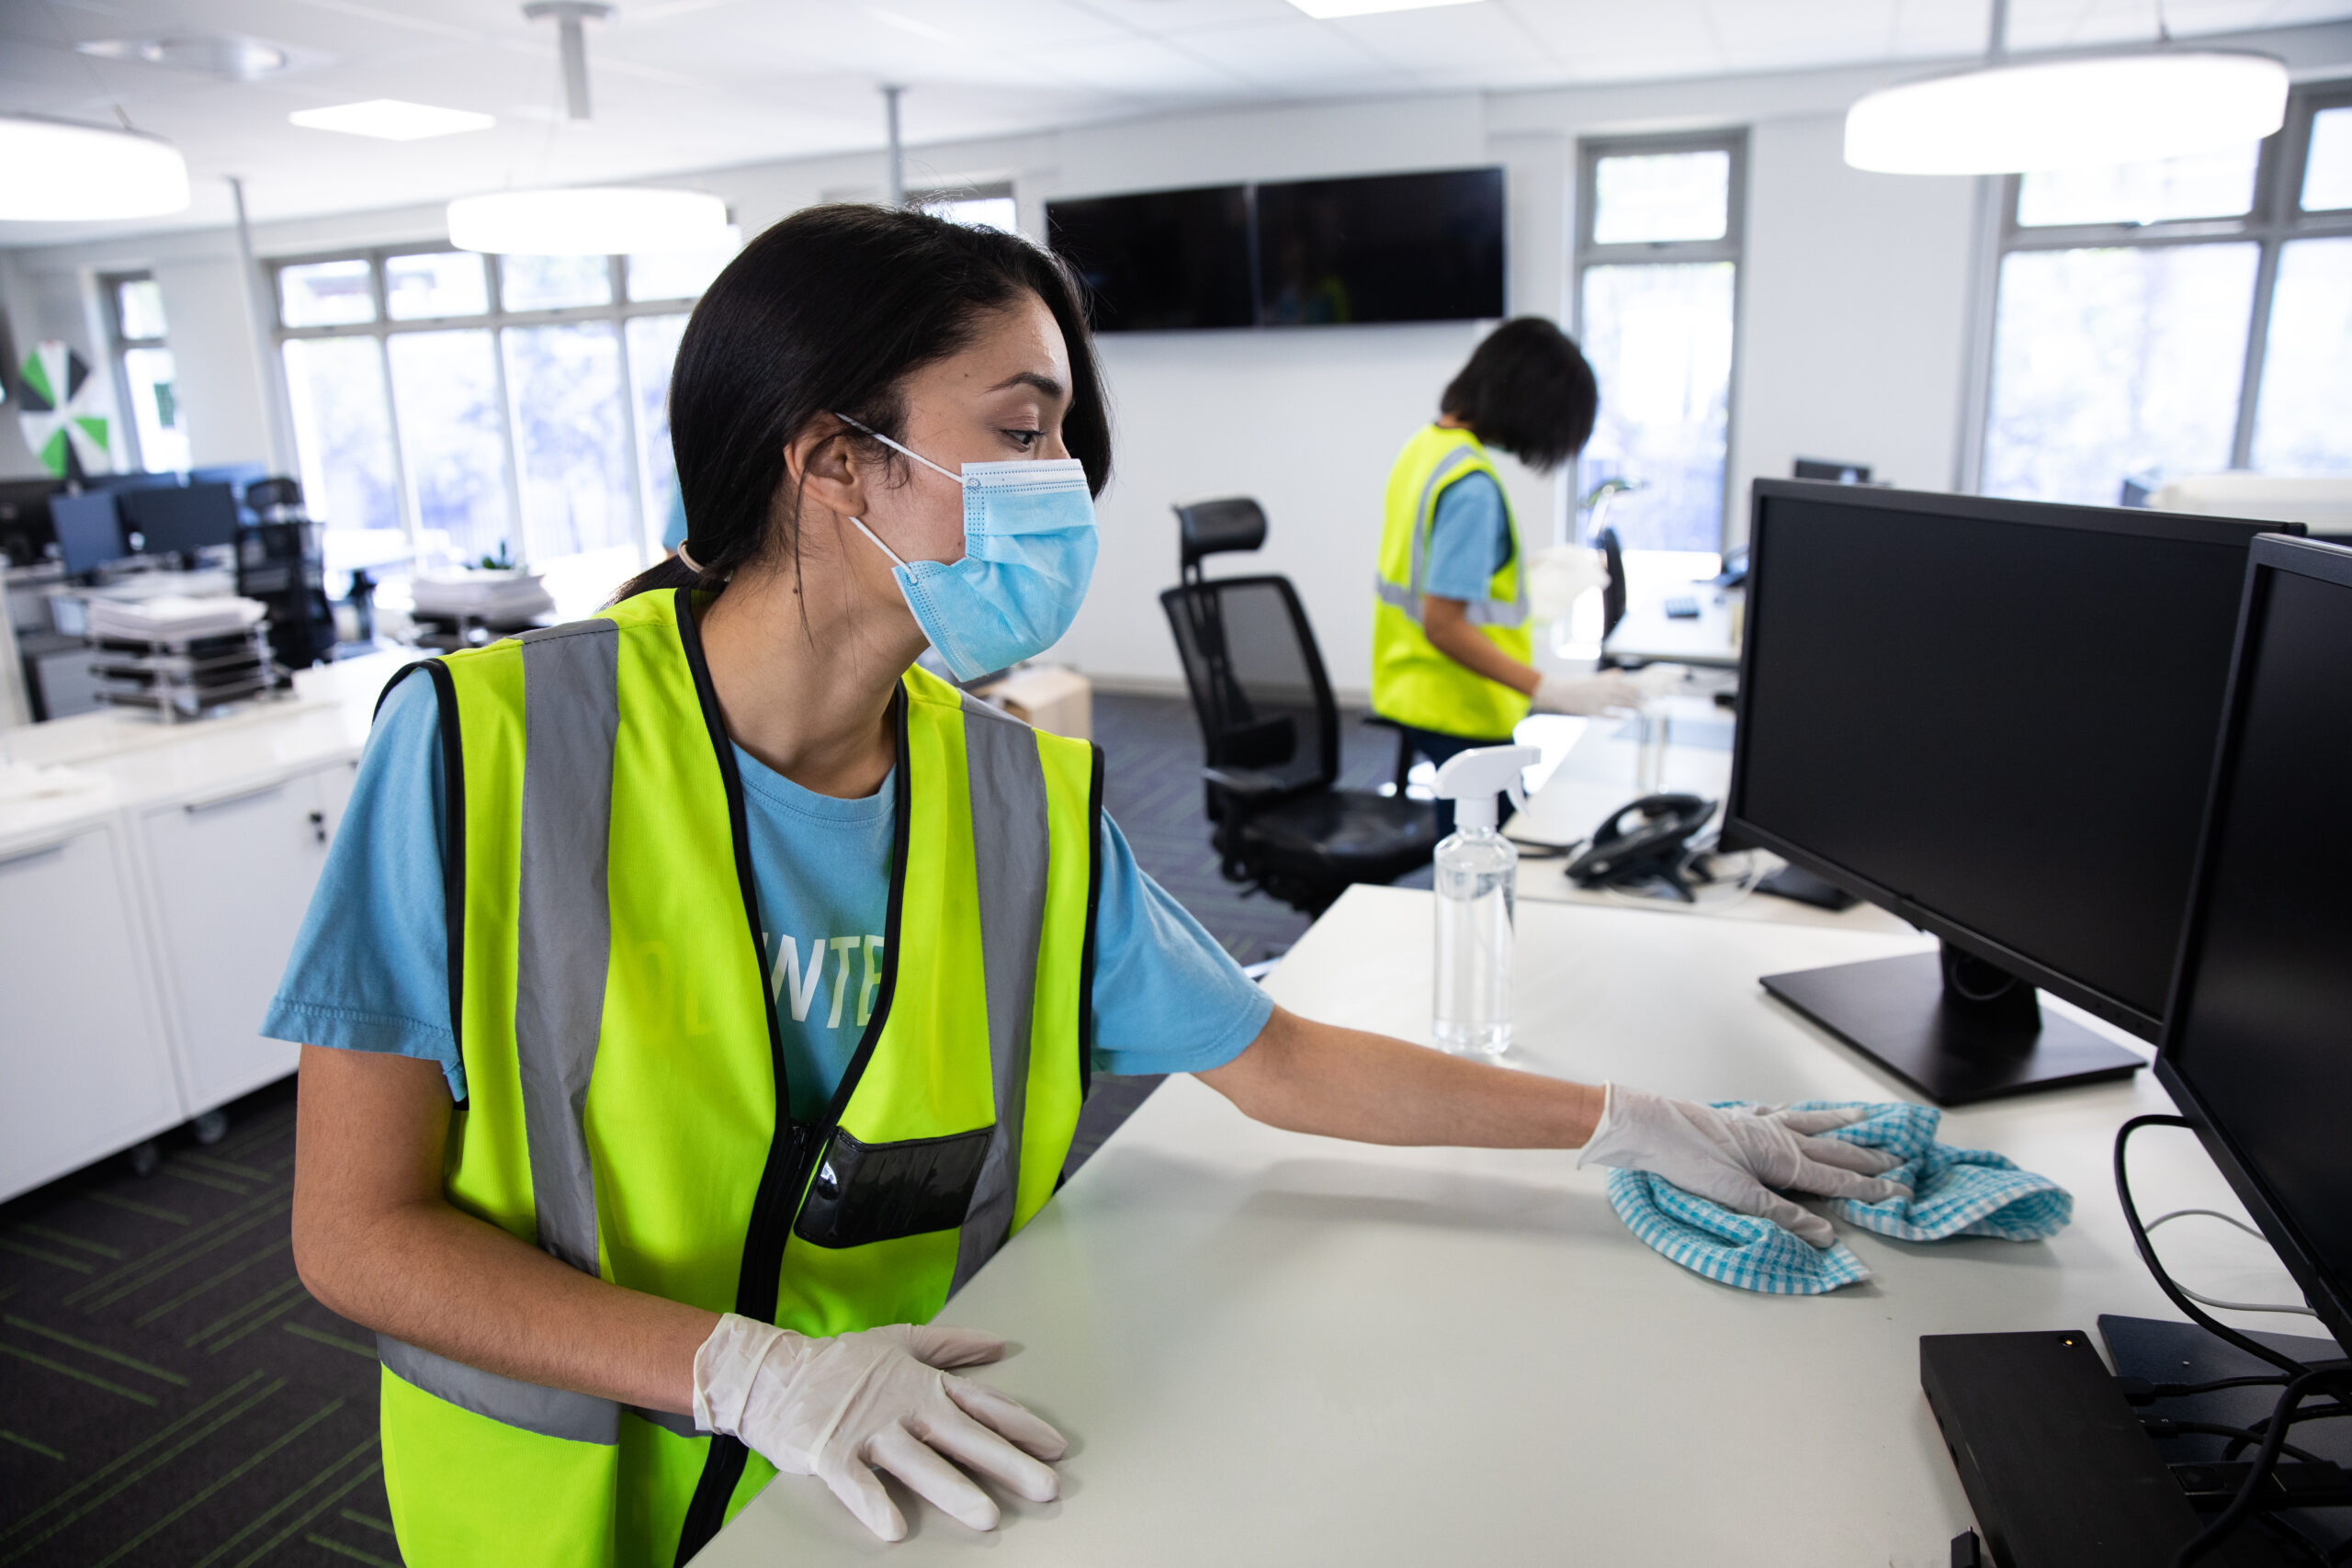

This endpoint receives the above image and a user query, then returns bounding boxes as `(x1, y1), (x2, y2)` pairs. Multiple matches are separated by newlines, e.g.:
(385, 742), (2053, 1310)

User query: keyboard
(1663, 595), (1701, 619)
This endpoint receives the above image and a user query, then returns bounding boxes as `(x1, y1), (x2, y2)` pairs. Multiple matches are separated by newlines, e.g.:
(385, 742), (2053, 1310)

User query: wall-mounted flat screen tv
(1046, 185), (1254, 333)
(1255, 166), (1504, 326)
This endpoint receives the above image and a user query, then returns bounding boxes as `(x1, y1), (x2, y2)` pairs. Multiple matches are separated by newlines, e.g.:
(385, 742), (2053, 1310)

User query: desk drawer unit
(138, 761), (349, 1113)
(0, 825), (181, 1201)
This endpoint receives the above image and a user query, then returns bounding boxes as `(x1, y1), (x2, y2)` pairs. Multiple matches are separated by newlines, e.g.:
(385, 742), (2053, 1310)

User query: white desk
(0, 651), (416, 1201)
(1603, 584), (1741, 669)
(1507, 694), (1914, 935)
(700, 886), (2295, 1567)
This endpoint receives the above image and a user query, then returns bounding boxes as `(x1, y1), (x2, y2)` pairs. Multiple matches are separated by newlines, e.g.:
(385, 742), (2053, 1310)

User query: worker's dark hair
(1438, 317), (1598, 473)
(616, 203), (1110, 601)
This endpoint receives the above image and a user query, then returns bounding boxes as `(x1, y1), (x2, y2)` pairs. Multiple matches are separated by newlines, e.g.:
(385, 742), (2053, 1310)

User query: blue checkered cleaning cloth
(1604, 1100), (2073, 1294)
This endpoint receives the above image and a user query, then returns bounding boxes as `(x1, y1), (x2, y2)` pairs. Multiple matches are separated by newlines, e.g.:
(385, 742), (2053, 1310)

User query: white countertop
(0, 649), (416, 852)
(697, 886), (2296, 1566)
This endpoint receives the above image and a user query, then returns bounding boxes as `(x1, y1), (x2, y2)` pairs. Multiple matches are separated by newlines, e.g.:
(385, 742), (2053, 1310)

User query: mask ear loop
(847, 514), (908, 569)
(832, 412), (967, 488)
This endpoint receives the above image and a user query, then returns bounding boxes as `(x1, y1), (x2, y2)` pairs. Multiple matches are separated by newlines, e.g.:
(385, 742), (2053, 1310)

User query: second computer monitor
(51, 491), (128, 577)
(119, 481), (241, 557)
(1726, 480), (2289, 1102)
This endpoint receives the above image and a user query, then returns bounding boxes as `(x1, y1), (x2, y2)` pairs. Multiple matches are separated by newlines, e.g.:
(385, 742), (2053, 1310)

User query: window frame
(1981, 80), (2352, 484)
(99, 269), (170, 473)
(1571, 129), (1749, 554)
(267, 246), (698, 567)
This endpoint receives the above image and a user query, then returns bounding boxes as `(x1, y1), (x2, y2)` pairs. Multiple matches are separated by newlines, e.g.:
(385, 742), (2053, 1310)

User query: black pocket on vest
(793, 1125), (990, 1249)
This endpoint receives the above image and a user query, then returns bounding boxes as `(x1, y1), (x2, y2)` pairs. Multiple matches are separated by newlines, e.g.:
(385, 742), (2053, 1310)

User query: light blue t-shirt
(1422, 470), (1513, 604)
(263, 674), (1272, 1118)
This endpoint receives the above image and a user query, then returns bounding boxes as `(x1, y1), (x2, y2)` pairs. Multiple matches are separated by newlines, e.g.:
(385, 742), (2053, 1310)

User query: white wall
(8, 24), (2345, 698)
(1728, 112), (1980, 534)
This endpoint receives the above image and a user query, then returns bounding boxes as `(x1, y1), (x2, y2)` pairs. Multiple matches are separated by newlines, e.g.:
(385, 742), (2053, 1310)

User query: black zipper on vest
(672, 592), (914, 1563)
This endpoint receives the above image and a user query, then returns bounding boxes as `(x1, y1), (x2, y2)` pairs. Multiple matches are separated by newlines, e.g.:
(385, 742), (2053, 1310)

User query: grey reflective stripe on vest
(378, 1335), (699, 1443)
(514, 622), (618, 1280)
(379, 620), (664, 1448)
(950, 694), (1053, 1294)
(1375, 442), (1527, 628)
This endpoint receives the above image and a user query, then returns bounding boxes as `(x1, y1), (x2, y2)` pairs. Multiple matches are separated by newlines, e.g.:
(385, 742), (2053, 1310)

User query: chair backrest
(1596, 525), (1628, 642)
(1173, 497), (1268, 584)
(1159, 573), (1339, 797)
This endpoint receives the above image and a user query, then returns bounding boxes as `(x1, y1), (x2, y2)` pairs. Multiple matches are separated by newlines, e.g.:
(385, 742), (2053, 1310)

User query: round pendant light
(447, 186), (729, 255)
(446, 5), (728, 255)
(1847, 50), (2290, 175)
(0, 116), (190, 221)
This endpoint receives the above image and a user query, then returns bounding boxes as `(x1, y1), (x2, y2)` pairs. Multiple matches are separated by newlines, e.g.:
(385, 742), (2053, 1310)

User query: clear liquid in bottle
(1432, 828), (1518, 1056)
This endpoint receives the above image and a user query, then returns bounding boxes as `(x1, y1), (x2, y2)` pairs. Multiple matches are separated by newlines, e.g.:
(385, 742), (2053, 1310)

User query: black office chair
(1593, 525), (1631, 670)
(1161, 499), (1440, 916)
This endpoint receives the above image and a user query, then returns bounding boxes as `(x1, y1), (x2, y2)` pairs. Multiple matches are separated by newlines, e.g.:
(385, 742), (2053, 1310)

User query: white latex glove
(1575, 1084), (1911, 1247)
(1532, 669), (1644, 716)
(694, 1313), (1067, 1541)
(1525, 544), (1611, 623)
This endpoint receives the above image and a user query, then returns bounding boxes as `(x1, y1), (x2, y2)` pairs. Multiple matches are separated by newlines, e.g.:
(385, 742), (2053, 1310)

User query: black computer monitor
(2154, 535), (2352, 1350)
(119, 481), (240, 557)
(1792, 457), (1871, 483)
(189, 462), (270, 521)
(1724, 480), (2294, 1104)
(89, 470), (184, 494)
(51, 491), (128, 577)
(0, 477), (62, 565)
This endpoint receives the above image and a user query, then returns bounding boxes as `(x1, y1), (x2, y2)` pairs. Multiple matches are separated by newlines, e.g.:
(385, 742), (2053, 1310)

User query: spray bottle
(1430, 744), (1541, 1056)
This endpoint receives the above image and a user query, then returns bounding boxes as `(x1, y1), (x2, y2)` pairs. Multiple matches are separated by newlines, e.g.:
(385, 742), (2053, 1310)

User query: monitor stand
(1760, 942), (2144, 1105)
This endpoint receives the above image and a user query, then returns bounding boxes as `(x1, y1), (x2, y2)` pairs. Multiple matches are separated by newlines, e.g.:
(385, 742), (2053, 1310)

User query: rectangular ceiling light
(1285, 0), (1482, 16)
(288, 99), (496, 141)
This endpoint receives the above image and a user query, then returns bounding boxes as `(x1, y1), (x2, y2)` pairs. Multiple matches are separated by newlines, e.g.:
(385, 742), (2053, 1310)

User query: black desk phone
(1566, 794), (1718, 901)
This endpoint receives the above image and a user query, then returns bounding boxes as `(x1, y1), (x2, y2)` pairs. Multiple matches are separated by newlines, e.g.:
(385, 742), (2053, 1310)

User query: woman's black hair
(1438, 317), (1598, 473)
(616, 203), (1110, 601)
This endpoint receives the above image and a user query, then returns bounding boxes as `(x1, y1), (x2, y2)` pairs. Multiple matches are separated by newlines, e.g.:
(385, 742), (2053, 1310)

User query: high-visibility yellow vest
(372, 588), (1102, 1568)
(1370, 424), (1532, 739)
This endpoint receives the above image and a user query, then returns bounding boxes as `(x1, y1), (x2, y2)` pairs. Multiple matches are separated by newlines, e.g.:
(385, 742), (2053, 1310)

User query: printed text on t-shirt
(766, 932), (886, 1028)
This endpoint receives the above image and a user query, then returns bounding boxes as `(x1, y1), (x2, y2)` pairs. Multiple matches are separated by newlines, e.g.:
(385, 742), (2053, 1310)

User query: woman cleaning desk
(274, 206), (1904, 1567)
(1371, 318), (1641, 829)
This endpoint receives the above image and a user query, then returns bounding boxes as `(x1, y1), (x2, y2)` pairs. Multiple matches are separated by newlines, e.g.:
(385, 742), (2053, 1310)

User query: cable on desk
(2143, 1417), (2333, 1467)
(2115, 1117), (2314, 1378)
(2145, 1210), (2324, 1316)
(2174, 1368), (2344, 1568)
(2219, 1404), (2350, 1462)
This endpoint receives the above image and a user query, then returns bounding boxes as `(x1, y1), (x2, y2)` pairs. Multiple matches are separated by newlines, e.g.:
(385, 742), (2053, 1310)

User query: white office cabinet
(0, 825), (182, 1202)
(138, 763), (344, 1112)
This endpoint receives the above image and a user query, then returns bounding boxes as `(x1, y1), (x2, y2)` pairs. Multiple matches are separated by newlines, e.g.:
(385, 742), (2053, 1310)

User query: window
(1574, 134), (1745, 557)
(271, 241), (730, 585)
(102, 273), (187, 473)
(1983, 83), (2352, 502)
(914, 183), (1019, 235)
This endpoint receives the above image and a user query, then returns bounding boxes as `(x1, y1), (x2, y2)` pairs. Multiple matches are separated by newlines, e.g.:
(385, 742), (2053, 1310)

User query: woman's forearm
(291, 1044), (716, 1416)
(1196, 1005), (1605, 1149)
(305, 1192), (718, 1415)
(1421, 594), (1541, 696)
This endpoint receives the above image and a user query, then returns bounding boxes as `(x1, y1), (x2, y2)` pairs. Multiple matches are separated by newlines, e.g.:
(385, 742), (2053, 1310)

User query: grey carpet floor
(0, 692), (1408, 1565)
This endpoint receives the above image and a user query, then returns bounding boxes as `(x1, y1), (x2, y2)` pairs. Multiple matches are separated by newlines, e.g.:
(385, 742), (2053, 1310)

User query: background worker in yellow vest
(277, 208), (1906, 1567)
(1374, 318), (1640, 832)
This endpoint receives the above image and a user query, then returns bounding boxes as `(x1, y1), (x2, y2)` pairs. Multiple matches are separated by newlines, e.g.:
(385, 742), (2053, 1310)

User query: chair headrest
(1174, 497), (1267, 572)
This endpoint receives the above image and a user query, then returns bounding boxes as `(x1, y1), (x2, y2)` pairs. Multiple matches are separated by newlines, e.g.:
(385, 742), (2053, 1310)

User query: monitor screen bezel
(2152, 533), (2352, 1352)
(1724, 478), (2296, 1042)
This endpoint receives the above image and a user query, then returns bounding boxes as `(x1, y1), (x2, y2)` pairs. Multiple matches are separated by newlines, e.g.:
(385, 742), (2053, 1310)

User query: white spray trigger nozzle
(1430, 744), (1542, 833)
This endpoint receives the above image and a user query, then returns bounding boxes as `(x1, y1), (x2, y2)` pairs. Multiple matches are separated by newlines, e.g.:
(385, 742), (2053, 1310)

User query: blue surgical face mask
(836, 414), (1099, 683)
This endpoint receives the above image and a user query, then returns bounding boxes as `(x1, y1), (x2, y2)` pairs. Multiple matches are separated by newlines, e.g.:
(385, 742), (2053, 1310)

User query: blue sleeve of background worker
(1420, 469), (1513, 602)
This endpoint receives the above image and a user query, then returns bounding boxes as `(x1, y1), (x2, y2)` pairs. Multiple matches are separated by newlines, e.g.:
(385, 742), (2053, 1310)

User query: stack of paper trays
(86, 594), (267, 643)
(411, 570), (555, 627)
